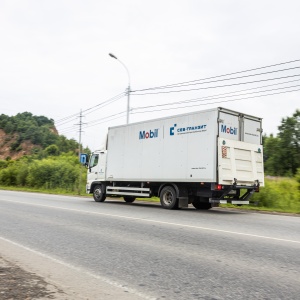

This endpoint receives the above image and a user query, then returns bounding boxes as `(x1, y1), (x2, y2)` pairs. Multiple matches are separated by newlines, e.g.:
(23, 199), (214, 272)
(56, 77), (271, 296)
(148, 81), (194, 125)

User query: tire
(192, 197), (212, 210)
(123, 196), (136, 203)
(160, 186), (178, 209)
(93, 184), (106, 202)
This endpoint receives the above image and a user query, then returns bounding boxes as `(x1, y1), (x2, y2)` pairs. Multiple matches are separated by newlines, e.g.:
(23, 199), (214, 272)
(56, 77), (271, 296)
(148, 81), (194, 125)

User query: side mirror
(80, 154), (89, 165)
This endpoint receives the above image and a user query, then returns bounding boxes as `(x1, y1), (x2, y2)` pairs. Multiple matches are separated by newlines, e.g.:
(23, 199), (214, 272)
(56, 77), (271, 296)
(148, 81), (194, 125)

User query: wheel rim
(94, 188), (102, 200)
(162, 191), (173, 205)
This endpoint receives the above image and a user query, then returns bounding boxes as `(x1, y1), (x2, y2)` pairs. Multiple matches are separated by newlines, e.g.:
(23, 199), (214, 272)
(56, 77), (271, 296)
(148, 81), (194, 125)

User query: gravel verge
(0, 256), (66, 300)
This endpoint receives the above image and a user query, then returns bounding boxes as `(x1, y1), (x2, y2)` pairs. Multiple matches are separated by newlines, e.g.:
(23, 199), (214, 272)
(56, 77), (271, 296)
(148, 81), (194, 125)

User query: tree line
(263, 109), (300, 177)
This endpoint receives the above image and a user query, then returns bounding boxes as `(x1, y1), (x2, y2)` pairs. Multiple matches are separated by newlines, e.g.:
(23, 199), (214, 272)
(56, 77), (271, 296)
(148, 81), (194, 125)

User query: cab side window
(90, 154), (99, 168)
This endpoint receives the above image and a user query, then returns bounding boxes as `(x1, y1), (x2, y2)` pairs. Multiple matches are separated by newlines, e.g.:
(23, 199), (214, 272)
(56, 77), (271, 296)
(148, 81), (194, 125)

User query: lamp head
(109, 53), (117, 59)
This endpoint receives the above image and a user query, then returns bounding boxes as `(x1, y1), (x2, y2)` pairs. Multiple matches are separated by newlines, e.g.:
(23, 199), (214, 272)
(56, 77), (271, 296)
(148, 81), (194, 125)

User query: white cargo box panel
(106, 109), (219, 182)
(218, 108), (263, 144)
(218, 137), (264, 186)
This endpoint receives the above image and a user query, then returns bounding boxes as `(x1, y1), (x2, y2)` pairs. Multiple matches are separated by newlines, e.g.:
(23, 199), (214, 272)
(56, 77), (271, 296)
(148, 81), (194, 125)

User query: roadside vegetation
(0, 110), (299, 213)
(247, 109), (300, 214)
(0, 154), (86, 195)
(0, 112), (88, 195)
(249, 175), (300, 213)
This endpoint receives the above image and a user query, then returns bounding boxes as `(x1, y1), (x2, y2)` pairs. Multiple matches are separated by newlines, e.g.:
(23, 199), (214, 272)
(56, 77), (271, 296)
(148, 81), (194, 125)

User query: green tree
(57, 135), (79, 154)
(263, 109), (300, 176)
(277, 109), (300, 176)
(263, 134), (281, 175)
(45, 144), (60, 156)
(4, 121), (14, 133)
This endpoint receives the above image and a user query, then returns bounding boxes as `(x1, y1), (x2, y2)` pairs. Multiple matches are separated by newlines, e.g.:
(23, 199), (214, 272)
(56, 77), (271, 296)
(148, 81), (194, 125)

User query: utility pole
(76, 109), (85, 195)
(78, 109), (83, 160)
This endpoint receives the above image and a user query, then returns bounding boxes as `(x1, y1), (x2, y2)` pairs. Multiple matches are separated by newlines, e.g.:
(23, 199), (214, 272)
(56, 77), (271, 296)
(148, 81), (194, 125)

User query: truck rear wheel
(123, 196), (136, 203)
(93, 184), (106, 202)
(160, 186), (179, 209)
(192, 197), (212, 210)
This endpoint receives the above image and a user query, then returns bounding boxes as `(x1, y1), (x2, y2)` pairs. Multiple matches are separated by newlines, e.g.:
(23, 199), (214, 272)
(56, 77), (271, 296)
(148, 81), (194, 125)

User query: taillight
(215, 184), (222, 190)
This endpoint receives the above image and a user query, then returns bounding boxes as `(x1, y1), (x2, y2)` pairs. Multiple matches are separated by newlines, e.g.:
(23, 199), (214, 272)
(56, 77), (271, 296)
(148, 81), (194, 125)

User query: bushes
(26, 159), (79, 190)
(251, 177), (300, 213)
(0, 155), (84, 192)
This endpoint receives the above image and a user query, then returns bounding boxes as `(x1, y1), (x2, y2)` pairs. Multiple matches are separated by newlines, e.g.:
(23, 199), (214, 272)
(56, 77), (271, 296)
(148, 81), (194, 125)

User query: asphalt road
(0, 190), (299, 300)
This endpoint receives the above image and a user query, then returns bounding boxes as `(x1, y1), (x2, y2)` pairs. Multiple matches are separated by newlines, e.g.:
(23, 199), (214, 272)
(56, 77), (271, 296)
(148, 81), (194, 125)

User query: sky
(0, 0), (299, 150)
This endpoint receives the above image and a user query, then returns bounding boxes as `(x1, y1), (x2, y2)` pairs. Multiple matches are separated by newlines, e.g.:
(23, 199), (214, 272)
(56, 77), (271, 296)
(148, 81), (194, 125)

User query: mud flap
(178, 197), (189, 208)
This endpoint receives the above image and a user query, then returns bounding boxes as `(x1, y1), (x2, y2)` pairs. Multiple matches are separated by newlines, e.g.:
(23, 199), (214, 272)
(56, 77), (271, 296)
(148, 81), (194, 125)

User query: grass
(0, 185), (89, 196)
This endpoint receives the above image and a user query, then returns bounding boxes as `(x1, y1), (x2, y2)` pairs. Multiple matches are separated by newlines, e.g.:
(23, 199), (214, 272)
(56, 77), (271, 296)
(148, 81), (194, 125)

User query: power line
(132, 59), (300, 92)
(132, 82), (300, 111)
(132, 66), (300, 92)
(55, 92), (125, 126)
(83, 111), (127, 129)
(84, 93), (125, 116)
(82, 92), (125, 114)
(59, 110), (127, 134)
(55, 116), (79, 127)
(131, 88), (300, 115)
(131, 74), (300, 95)
(55, 113), (79, 125)
(59, 112), (127, 134)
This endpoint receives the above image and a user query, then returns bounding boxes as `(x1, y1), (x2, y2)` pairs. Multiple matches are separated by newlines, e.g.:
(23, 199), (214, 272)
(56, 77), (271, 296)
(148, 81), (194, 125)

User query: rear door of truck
(217, 108), (264, 186)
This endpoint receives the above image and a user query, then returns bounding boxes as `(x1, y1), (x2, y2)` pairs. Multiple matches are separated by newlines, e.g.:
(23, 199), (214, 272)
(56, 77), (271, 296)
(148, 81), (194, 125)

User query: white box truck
(85, 107), (264, 209)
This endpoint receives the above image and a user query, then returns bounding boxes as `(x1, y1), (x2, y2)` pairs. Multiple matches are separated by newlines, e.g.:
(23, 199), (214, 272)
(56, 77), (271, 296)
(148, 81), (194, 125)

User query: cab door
(87, 153), (99, 187)
(87, 151), (107, 185)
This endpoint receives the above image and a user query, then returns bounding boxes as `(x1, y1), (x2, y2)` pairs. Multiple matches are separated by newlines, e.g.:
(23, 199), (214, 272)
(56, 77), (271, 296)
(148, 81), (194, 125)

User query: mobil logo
(139, 129), (159, 140)
(221, 125), (238, 135)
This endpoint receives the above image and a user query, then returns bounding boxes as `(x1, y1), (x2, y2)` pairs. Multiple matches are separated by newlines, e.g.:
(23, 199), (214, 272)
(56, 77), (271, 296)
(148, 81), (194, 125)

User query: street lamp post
(109, 53), (131, 124)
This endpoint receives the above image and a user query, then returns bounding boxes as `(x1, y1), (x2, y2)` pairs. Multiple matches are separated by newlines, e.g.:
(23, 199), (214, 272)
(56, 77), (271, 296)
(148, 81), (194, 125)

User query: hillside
(0, 128), (42, 160)
(0, 112), (78, 160)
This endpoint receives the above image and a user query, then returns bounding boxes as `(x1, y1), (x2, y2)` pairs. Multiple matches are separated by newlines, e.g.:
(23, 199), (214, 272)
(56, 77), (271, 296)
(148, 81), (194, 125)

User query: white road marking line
(0, 236), (155, 300)
(1, 198), (300, 245)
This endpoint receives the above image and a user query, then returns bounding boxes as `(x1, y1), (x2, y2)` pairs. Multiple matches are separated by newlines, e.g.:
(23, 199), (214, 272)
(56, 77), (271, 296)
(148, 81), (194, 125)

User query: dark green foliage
(0, 112), (58, 150)
(296, 168), (300, 188)
(277, 110), (300, 175)
(263, 109), (300, 176)
(0, 160), (8, 169)
(56, 136), (79, 154)
(45, 145), (60, 156)
(263, 134), (281, 175)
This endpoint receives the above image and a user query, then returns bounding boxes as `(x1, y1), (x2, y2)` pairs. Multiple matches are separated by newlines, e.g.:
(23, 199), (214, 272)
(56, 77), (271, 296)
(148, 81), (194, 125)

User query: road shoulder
(0, 237), (147, 300)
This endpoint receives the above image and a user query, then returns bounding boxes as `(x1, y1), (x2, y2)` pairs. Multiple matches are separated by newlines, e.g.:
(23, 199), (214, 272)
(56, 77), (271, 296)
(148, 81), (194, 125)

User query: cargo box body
(106, 107), (264, 187)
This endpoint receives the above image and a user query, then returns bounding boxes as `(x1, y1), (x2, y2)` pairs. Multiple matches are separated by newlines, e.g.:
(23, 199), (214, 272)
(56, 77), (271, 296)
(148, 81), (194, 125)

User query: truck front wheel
(93, 184), (106, 202)
(160, 186), (179, 209)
